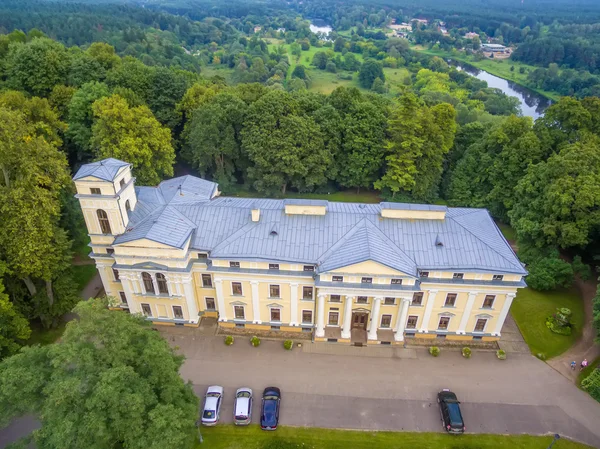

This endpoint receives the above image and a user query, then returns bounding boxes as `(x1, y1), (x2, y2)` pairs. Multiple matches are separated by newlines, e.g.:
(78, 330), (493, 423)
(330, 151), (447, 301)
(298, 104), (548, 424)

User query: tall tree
(0, 262), (31, 361)
(0, 299), (198, 449)
(91, 95), (175, 185)
(241, 90), (330, 194)
(358, 59), (384, 89)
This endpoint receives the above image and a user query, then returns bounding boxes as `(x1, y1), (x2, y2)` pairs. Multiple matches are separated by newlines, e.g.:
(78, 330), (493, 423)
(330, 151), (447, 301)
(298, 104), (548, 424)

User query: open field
(196, 425), (591, 449)
(511, 287), (585, 359)
(410, 45), (560, 101)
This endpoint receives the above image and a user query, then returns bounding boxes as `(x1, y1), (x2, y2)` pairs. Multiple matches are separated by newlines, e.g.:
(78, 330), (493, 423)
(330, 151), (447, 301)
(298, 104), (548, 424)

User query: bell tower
(73, 158), (137, 244)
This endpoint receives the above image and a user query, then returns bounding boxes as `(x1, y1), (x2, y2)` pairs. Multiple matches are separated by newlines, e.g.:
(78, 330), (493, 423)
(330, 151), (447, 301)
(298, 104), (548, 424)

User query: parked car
(234, 387), (253, 425)
(201, 385), (224, 426)
(437, 389), (465, 434)
(260, 387), (281, 430)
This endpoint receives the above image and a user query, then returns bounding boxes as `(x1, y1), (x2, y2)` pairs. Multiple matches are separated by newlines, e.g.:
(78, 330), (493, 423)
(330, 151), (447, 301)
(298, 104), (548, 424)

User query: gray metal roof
(380, 202), (447, 212)
(83, 163), (526, 275)
(284, 199), (328, 207)
(73, 158), (129, 181)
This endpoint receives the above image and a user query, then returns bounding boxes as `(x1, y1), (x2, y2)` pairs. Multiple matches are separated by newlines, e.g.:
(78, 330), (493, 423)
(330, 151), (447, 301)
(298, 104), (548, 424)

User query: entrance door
(352, 312), (368, 329)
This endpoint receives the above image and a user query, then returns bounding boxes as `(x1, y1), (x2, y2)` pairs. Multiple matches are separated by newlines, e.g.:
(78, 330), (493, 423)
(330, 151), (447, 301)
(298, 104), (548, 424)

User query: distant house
(253, 26), (262, 33)
(481, 43), (507, 53)
(410, 18), (428, 25)
(389, 23), (412, 32)
(276, 27), (286, 33)
(439, 27), (448, 35)
(464, 32), (479, 39)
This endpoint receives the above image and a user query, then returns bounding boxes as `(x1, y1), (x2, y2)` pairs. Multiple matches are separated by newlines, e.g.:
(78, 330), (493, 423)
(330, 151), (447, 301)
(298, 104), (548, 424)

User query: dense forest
(0, 0), (599, 361)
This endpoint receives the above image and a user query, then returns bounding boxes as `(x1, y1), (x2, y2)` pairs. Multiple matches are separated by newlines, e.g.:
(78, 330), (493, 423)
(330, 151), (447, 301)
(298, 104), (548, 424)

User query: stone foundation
(216, 324), (313, 341)
(405, 337), (499, 350)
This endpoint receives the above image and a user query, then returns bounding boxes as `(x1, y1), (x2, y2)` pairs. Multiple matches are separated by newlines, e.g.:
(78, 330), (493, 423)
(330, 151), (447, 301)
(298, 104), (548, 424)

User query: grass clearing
(72, 264), (98, 294)
(511, 287), (584, 359)
(196, 425), (592, 449)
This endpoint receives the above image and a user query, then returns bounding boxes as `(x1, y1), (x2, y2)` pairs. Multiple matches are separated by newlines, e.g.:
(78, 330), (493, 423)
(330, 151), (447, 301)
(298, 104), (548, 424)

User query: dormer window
(90, 188), (101, 195)
(453, 273), (464, 280)
(420, 271), (429, 278)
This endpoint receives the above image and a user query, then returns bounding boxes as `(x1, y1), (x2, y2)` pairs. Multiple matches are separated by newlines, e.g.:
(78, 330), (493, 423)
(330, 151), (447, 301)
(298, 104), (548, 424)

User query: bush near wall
(581, 369), (600, 402)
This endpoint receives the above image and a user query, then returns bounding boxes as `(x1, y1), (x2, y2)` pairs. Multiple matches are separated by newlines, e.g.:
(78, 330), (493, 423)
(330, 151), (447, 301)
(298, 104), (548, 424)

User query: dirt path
(547, 276), (600, 382)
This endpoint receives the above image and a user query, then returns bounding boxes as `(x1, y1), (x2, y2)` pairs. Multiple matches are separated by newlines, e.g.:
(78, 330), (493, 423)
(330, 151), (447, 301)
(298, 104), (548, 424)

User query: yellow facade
(73, 162), (526, 344)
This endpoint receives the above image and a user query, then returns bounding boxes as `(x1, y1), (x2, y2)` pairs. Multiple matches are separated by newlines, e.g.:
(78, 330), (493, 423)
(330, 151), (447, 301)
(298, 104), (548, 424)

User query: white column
(493, 293), (516, 336)
(341, 295), (354, 339)
(250, 280), (261, 324)
(315, 293), (326, 338)
(214, 279), (227, 321)
(181, 274), (199, 324)
(395, 297), (411, 342)
(151, 275), (159, 296)
(368, 297), (382, 340)
(457, 291), (478, 334)
(419, 289), (438, 333)
(289, 283), (299, 326)
(120, 274), (138, 313)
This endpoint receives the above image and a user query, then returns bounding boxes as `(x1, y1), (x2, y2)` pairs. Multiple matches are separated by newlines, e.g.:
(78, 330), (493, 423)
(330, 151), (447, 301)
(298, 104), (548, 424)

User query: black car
(437, 389), (465, 434)
(260, 387), (281, 430)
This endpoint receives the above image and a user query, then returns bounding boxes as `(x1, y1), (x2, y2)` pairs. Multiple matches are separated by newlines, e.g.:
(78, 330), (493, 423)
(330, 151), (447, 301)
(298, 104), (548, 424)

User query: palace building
(73, 158), (527, 344)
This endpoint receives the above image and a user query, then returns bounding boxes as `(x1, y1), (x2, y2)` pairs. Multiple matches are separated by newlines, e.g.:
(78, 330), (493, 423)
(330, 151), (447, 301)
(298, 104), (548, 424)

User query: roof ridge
(363, 219), (415, 268)
(448, 211), (522, 271)
(317, 218), (368, 264)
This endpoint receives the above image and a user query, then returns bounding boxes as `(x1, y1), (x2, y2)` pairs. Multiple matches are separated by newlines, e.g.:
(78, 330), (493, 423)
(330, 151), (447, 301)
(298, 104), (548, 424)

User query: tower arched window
(156, 273), (169, 294)
(97, 209), (111, 234)
(142, 272), (155, 294)
(125, 200), (131, 213)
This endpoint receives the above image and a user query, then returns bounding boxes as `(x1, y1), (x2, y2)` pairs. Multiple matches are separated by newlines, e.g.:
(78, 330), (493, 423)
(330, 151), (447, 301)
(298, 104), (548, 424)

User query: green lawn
(511, 287), (585, 359)
(409, 45), (560, 101)
(72, 264), (98, 293)
(196, 425), (591, 449)
(26, 320), (67, 346)
(230, 187), (381, 203)
(578, 356), (600, 387)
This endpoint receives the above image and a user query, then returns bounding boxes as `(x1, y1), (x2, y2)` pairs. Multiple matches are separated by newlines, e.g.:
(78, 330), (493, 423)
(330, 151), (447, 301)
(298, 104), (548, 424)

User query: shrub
(581, 368), (600, 402)
(429, 346), (440, 357)
(546, 307), (573, 335)
(224, 335), (234, 346)
(462, 347), (472, 358)
(251, 336), (261, 347)
(572, 255), (592, 281)
(536, 352), (547, 360)
(496, 349), (507, 360)
(283, 339), (293, 350)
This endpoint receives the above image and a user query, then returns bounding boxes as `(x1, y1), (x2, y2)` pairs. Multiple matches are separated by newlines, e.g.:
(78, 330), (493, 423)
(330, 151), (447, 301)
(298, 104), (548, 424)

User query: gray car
(233, 387), (253, 425)
(201, 385), (224, 426)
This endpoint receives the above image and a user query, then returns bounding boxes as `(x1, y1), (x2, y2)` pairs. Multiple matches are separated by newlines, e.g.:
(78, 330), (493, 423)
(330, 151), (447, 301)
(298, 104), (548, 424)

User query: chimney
(251, 202), (260, 222)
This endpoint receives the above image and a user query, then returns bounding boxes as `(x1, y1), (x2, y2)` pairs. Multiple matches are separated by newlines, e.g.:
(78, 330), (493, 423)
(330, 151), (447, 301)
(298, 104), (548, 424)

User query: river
(309, 20), (332, 35)
(452, 61), (550, 119)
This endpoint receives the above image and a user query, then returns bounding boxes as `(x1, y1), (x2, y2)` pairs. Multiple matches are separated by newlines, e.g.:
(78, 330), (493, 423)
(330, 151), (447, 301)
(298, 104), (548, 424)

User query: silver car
(234, 387), (253, 425)
(201, 385), (223, 426)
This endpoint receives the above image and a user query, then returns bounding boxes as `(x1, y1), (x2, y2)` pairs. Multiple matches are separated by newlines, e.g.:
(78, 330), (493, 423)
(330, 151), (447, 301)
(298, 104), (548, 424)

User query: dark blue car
(260, 387), (281, 430)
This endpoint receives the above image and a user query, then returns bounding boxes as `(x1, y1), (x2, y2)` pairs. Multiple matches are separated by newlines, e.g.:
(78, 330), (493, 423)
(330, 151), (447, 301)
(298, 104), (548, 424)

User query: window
(173, 306), (184, 319)
(156, 273), (168, 294)
(230, 261), (240, 268)
(198, 253), (208, 259)
(328, 311), (339, 325)
(141, 303), (152, 317)
(380, 315), (392, 328)
(119, 291), (127, 304)
(205, 297), (216, 310)
(420, 271), (430, 278)
(303, 265), (315, 272)
(268, 285), (279, 298)
(120, 178), (125, 189)
(234, 305), (245, 320)
(270, 308), (281, 322)
(330, 294), (341, 302)
(90, 187), (101, 195)
(332, 275), (343, 282)
(406, 316), (418, 329)
(106, 248), (114, 255)
(112, 268), (120, 281)
(474, 318), (487, 332)
(412, 292), (424, 305)
(357, 296), (368, 304)
(302, 286), (313, 300)
(201, 274), (213, 288)
(302, 310), (313, 323)
(125, 200), (131, 212)
(361, 277), (372, 284)
(483, 295), (495, 308)
(453, 273), (464, 280)
(269, 263), (279, 270)
(493, 274), (504, 281)
(142, 272), (155, 294)
(444, 293), (457, 307)
(391, 279), (402, 285)
(235, 323), (245, 328)
(438, 317), (450, 330)
(232, 282), (243, 296)
(97, 209), (111, 234)
(384, 297), (395, 305)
